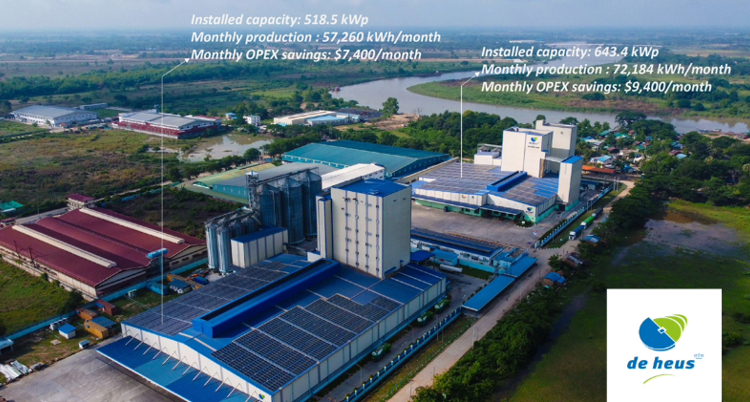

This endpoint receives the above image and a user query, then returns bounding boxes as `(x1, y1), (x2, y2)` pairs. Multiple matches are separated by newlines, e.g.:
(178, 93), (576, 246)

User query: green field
(510, 208), (750, 402)
(0, 119), (48, 138)
(0, 260), (73, 335)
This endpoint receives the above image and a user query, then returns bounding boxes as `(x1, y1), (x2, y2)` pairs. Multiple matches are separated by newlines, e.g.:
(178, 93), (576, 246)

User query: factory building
(115, 111), (221, 139)
(211, 163), (339, 201)
(273, 110), (359, 126)
(101, 253), (446, 402)
(0, 208), (206, 299)
(283, 140), (450, 179)
(10, 105), (97, 127)
(411, 121), (583, 223)
(314, 179), (411, 279)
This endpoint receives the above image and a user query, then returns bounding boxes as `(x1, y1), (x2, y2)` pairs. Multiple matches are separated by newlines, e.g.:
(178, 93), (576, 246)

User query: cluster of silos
(252, 169), (322, 245)
(205, 210), (257, 273)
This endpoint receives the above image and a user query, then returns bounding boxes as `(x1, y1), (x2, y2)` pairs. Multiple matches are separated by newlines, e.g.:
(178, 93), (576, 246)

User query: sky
(1, 0), (750, 31)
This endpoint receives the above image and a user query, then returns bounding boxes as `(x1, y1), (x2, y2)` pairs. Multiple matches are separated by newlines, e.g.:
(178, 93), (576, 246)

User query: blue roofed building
(282, 140), (450, 179)
(99, 254), (446, 402)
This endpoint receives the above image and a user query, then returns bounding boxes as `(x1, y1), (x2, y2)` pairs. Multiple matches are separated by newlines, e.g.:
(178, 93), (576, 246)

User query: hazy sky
(1, 0), (749, 31)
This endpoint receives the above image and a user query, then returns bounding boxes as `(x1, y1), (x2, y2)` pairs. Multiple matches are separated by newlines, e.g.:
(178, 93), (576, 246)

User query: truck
(193, 276), (209, 286)
(371, 343), (391, 361)
(581, 215), (596, 229)
(569, 226), (584, 240)
(416, 311), (434, 326)
(591, 208), (604, 219)
(434, 298), (450, 313)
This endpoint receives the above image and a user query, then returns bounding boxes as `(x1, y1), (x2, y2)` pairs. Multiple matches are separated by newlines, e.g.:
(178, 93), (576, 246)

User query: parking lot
(411, 203), (564, 248)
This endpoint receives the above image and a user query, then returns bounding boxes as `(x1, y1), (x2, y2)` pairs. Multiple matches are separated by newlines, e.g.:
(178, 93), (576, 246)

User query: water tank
(259, 185), (282, 227)
(216, 226), (232, 272)
(302, 172), (322, 236)
(280, 178), (304, 244)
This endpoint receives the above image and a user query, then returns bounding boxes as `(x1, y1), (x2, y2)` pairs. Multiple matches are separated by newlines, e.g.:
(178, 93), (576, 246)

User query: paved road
(0, 337), (174, 402)
(388, 181), (633, 402)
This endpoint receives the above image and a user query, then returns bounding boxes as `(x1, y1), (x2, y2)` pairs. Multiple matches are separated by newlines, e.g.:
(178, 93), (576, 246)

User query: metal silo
(302, 171), (322, 236)
(281, 178), (304, 244)
(260, 185), (281, 227)
(216, 226), (232, 273)
(205, 222), (218, 269)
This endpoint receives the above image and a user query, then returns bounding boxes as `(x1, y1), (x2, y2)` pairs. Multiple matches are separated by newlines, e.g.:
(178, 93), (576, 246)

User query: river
(335, 45), (750, 133)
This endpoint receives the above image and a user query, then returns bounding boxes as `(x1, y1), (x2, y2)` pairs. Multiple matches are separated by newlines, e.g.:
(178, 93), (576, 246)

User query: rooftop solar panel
(279, 307), (355, 346)
(258, 319), (336, 361)
(234, 331), (316, 375)
(326, 294), (390, 321)
(370, 296), (400, 311)
(213, 343), (295, 390)
(304, 300), (373, 333)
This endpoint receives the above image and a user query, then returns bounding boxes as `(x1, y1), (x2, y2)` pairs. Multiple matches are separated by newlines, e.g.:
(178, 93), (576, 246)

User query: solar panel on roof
(279, 307), (355, 346)
(326, 294), (390, 321)
(234, 331), (316, 375)
(258, 319), (336, 361)
(213, 343), (295, 390)
(304, 300), (373, 333)
(370, 296), (400, 311)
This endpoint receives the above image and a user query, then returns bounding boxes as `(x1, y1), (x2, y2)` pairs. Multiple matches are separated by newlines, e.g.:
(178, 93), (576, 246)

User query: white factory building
(321, 163), (385, 190)
(412, 120), (583, 223)
(273, 110), (360, 126)
(314, 179), (412, 278)
(10, 105), (98, 127)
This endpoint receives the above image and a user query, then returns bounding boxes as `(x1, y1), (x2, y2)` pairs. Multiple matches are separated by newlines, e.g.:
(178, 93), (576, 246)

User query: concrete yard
(0, 339), (173, 402)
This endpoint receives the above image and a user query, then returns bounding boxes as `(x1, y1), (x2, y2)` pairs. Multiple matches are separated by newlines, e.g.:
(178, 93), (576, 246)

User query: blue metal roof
(505, 256), (537, 277)
(231, 226), (287, 243)
(411, 228), (501, 257)
(463, 275), (516, 312)
(337, 179), (407, 197)
(544, 272), (566, 284)
(307, 115), (346, 122)
(561, 155), (583, 164)
(410, 250), (434, 263)
(59, 323), (76, 333)
(91, 316), (117, 329)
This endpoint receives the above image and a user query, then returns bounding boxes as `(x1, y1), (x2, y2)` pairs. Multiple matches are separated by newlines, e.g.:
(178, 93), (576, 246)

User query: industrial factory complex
(0, 207), (207, 299)
(412, 120), (583, 223)
(100, 175), (448, 402)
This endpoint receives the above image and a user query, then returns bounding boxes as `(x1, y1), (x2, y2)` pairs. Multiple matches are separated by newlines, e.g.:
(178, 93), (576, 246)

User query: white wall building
(321, 163), (385, 190)
(230, 227), (288, 268)
(11, 105), (97, 127)
(316, 179), (411, 278)
(243, 115), (261, 126)
(535, 119), (577, 163)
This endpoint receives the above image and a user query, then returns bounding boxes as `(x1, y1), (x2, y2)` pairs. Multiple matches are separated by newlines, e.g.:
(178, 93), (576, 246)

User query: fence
(533, 184), (614, 249)
(4, 312), (77, 341)
(344, 307), (463, 402)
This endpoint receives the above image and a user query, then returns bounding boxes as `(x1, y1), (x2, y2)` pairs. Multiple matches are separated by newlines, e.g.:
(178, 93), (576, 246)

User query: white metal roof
(321, 163), (385, 189)
(11, 105), (94, 119)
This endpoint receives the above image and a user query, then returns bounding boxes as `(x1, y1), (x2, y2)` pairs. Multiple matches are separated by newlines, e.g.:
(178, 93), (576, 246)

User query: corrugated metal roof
(463, 275), (515, 312)
(283, 140), (448, 176)
(336, 179), (407, 197)
(12, 105), (92, 119)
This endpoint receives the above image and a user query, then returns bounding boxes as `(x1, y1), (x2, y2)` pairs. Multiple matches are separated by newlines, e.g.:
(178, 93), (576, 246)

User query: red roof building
(0, 208), (206, 299)
(582, 165), (616, 175)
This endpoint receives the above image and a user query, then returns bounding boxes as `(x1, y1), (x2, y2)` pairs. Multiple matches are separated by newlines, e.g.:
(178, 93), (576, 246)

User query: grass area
(667, 200), (750, 242)
(0, 129), (188, 209)
(510, 211), (750, 401)
(362, 316), (475, 402)
(103, 187), (241, 239)
(0, 260), (73, 335)
(0, 120), (48, 138)
(96, 108), (121, 119)
(110, 287), (184, 321)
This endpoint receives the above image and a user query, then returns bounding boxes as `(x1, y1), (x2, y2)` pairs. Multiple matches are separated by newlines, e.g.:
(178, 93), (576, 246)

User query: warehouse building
(211, 163), (339, 201)
(10, 105), (97, 127)
(273, 110), (359, 126)
(0, 208), (206, 299)
(115, 110), (221, 139)
(283, 140), (450, 179)
(321, 163), (385, 189)
(100, 253), (446, 402)
(314, 179), (412, 279)
(190, 163), (278, 203)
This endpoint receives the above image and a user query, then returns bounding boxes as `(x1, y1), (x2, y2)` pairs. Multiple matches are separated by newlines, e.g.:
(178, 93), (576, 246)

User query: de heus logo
(639, 314), (687, 351)
(627, 314), (697, 382)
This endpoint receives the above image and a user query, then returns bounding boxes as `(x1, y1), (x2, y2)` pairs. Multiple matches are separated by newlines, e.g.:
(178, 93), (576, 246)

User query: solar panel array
(234, 331), (316, 375)
(499, 176), (558, 207)
(327, 294), (390, 321)
(212, 343), (295, 391)
(126, 263), (289, 336)
(258, 319), (336, 360)
(370, 296), (401, 311)
(419, 163), (516, 195)
(305, 299), (374, 333)
(279, 306), (356, 346)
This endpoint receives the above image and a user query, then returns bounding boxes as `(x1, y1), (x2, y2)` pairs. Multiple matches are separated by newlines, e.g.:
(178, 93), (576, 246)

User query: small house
(58, 324), (77, 340)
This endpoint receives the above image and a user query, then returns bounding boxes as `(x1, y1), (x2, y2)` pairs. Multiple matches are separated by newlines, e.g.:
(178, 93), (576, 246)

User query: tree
(57, 290), (84, 315)
(167, 166), (183, 183)
(615, 111), (646, 128)
(243, 147), (261, 162)
(0, 100), (11, 114)
(382, 97), (399, 116)
(378, 131), (398, 146)
(535, 114), (546, 122)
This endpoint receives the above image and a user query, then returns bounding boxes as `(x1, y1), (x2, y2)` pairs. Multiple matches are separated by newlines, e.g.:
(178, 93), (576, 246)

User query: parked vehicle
(434, 298), (450, 313)
(78, 340), (91, 349)
(371, 343), (391, 361)
(569, 226), (584, 240)
(416, 311), (434, 326)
